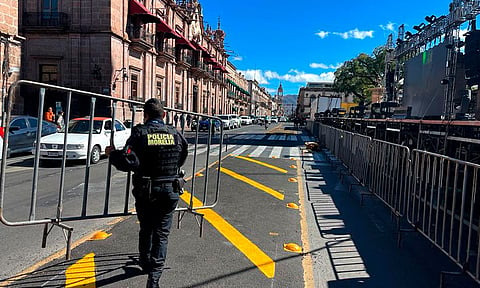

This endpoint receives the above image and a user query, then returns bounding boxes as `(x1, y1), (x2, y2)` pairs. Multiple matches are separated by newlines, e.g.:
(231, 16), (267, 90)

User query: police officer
(110, 98), (188, 287)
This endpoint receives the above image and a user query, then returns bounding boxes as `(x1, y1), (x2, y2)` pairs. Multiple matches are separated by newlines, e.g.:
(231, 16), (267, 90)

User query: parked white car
(217, 114), (235, 130)
(36, 117), (130, 164)
(240, 115), (253, 125)
(229, 114), (241, 128)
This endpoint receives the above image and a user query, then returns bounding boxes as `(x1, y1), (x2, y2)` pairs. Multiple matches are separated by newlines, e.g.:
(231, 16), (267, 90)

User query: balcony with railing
(127, 25), (155, 50)
(175, 51), (192, 69)
(156, 42), (175, 62)
(22, 12), (71, 31)
(190, 60), (205, 74)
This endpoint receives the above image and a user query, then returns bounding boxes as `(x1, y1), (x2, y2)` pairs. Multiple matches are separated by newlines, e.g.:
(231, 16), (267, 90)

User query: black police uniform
(125, 118), (188, 287)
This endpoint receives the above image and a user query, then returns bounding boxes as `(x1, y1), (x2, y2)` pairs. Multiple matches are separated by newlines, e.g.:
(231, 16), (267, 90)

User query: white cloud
(239, 69), (335, 85)
(380, 22), (395, 32)
(239, 69), (270, 85)
(315, 31), (330, 39)
(231, 55), (243, 61)
(310, 63), (341, 69)
(333, 28), (374, 40)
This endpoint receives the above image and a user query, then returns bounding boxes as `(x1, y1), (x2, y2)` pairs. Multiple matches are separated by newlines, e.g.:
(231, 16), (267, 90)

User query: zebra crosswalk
(188, 143), (302, 159)
(225, 134), (315, 142)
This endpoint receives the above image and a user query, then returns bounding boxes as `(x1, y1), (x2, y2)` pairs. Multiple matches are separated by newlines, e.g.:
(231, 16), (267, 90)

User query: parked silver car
(0, 115), (58, 158)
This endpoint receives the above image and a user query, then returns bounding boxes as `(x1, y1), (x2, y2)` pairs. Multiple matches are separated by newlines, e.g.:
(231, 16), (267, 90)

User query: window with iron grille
(40, 64), (58, 84)
(175, 84), (180, 107)
(42, 0), (58, 15)
(131, 74), (143, 102)
(157, 79), (166, 106)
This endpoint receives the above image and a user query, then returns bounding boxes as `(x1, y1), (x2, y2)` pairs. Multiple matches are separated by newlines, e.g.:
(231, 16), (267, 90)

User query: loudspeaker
(465, 30), (480, 78)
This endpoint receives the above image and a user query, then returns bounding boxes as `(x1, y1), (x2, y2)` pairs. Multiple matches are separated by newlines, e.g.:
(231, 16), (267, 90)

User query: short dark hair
(144, 98), (164, 119)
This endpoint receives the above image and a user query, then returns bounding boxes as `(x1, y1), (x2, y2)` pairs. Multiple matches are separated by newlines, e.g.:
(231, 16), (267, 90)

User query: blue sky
(199, 0), (453, 96)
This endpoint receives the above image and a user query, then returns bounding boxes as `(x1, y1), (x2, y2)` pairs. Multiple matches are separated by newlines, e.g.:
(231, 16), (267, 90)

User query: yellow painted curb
(65, 253), (96, 287)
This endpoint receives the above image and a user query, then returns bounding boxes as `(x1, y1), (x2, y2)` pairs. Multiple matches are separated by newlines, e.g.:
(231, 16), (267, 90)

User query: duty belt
(134, 174), (186, 195)
(136, 175), (181, 183)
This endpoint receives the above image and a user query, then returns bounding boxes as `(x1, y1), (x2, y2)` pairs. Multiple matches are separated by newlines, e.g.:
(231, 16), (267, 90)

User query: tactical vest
(135, 122), (181, 177)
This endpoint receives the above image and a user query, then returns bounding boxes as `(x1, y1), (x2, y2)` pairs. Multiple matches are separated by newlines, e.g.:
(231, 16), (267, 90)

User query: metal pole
(124, 105), (136, 213)
(29, 88), (46, 221)
(56, 92), (72, 220)
(104, 101), (117, 215)
(81, 97), (96, 217)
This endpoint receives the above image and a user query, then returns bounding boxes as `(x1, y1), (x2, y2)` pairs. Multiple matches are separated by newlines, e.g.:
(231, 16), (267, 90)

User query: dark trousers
(133, 183), (179, 285)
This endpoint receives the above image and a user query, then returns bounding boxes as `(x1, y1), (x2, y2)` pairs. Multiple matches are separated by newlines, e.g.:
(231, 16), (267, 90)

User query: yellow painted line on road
(180, 191), (275, 278)
(235, 155), (288, 174)
(220, 167), (284, 201)
(65, 253), (96, 287)
(297, 159), (314, 288)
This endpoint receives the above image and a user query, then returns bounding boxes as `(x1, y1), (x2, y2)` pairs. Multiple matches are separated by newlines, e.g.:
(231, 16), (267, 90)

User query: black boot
(146, 274), (160, 288)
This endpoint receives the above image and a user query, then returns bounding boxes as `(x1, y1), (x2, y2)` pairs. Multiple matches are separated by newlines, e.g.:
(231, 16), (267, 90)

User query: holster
(173, 178), (187, 195)
(134, 175), (186, 196)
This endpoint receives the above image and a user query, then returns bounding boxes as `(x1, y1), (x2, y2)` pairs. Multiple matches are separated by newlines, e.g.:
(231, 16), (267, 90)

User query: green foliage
(333, 46), (386, 105)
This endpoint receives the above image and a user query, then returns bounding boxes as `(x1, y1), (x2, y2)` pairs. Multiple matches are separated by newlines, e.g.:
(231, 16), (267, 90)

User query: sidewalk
(300, 144), (478, 287)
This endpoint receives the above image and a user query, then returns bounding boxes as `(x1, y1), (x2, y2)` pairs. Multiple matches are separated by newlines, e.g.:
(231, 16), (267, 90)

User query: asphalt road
(1, 122), (479, 287)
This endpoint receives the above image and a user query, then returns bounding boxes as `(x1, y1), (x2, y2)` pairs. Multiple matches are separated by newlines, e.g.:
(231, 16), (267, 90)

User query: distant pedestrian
(186, 114), (192, 128)
(179, 114), (185, 130)
(174, 114), (179, 128)
(56, 111), (65, 130)
(44, 107), (55, 123)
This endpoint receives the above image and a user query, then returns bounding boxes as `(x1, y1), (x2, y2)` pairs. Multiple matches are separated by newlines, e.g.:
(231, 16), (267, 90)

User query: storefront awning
(227, 79), (250, 95)
(156, 19), (180, 39)
(213, 63), (228, 73)
(204, 57), (219, 65)
(175, 34), (196, 50)
(192, 42), (212, 58)
(129, 0), (160, 24)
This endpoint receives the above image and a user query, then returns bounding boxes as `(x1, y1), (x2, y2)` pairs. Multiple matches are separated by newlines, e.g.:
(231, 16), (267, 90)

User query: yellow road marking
(235, 155), (288, 173)
(180, 191), (275, 278)
(220, 167), (284, 200)
(65, 253), (96, 287)
(297, 159), (314, 288)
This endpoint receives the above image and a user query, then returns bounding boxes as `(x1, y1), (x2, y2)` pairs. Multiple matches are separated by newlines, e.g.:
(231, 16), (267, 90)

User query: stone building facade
(15, 0), (271, 120)
(248, 79), (272, 117)
(225, 61), (250, 115)
(0, 0), (23, 114)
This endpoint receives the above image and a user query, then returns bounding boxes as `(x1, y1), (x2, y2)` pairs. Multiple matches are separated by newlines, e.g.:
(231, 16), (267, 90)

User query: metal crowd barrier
(307, 121), (480, 284)
(348, 133), (371, 185)
(368, 139), (411, 216)
(0, 80), (223, 258)
(407, 150), (480, 282)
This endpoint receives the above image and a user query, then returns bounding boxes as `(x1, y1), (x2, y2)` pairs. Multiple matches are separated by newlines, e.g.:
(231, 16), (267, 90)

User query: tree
(333, 46), (386, 105)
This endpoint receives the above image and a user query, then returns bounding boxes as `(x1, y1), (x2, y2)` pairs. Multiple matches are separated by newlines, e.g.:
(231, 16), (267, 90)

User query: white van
(217, 115), (234, 130)
(229, 114), (241, 128)
(240, 115), (253, 125)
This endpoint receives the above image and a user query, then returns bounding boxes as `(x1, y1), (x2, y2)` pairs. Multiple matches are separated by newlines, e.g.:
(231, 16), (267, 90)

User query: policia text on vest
(147, 133), (175, 146)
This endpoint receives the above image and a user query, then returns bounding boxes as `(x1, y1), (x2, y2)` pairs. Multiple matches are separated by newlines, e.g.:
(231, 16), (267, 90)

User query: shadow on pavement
(2, 253), (143, 288)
